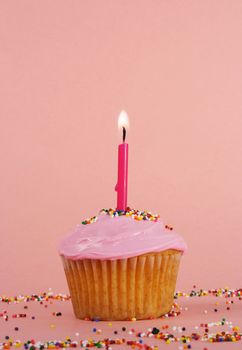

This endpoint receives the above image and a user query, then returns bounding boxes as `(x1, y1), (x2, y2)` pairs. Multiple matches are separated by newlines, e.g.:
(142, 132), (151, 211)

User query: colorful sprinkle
(0, 287), (242, 348)
(81, 208), (161, 225)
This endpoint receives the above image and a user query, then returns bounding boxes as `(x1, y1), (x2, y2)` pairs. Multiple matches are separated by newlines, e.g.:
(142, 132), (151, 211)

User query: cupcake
(59, 208), (187, 320)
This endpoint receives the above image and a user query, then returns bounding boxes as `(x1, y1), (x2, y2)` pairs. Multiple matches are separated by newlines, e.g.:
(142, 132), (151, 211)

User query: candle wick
(122, 126), (126, 143)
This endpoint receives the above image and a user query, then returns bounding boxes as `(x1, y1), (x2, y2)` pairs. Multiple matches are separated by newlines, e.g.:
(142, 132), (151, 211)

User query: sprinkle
(174, 288), (242, 299)
(0, 287), (242, 349)
(0, 292), (70, 304)
(81, 208), (161, 225)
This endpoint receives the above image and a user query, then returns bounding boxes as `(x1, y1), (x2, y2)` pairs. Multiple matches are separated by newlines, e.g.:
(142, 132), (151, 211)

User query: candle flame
(118, 110), (129, 130)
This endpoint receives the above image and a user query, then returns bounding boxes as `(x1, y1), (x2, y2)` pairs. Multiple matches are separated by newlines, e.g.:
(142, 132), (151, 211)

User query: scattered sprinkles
(0, 287), (242, 348)
(0, 327), (241, 349)
(0, 291), (70, 304)
(174, 288), (242, 299)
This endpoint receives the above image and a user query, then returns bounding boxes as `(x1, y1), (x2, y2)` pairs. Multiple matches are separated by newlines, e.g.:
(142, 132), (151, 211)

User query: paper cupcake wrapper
(61, 250), (181, 320)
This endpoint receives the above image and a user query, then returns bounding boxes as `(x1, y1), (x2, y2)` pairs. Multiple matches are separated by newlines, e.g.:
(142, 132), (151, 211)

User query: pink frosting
(59, 213), (187, 260)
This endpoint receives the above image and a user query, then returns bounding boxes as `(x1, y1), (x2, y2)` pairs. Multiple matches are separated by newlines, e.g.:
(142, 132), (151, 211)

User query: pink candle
(115, 111), (129, 211)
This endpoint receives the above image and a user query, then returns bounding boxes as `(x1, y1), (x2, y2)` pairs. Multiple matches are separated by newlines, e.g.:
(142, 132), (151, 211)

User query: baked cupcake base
(61, 249), (181, 320)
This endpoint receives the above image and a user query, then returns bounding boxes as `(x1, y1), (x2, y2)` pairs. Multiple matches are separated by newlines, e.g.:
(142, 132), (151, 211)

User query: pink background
(1, 0), (242, 296)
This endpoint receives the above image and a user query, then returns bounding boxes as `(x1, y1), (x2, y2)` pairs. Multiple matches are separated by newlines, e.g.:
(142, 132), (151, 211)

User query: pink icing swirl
(59, 213), (187, 260)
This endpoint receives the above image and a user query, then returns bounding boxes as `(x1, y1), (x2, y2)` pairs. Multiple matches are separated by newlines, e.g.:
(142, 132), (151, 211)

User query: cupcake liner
(61, 249), (181, 320)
